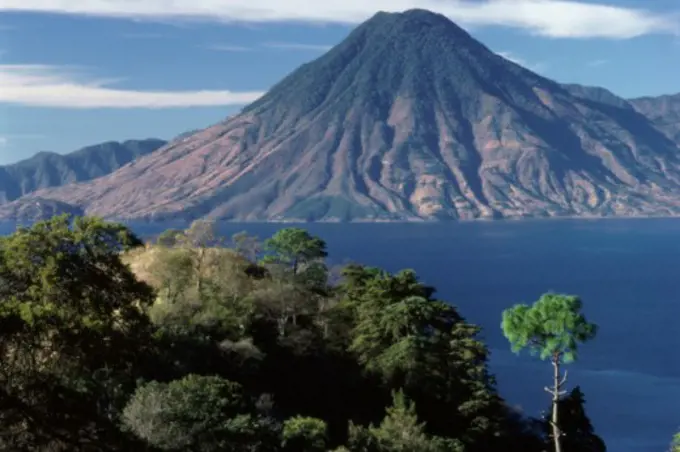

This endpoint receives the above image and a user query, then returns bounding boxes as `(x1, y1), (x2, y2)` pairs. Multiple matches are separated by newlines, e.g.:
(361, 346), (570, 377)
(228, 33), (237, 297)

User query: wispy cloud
(587, 59), (608, 67)
(262, 42), (333, 51)
(0, 64), (265, 109)
(0, 0), (677, 39)
(0, 134), (44, 148)
(205, 42), (333, 52)
(206, 44), (252, 52)
(496, 51), (547, 73)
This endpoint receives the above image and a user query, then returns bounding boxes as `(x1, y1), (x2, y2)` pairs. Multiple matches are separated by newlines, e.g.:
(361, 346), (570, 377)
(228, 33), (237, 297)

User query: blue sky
(0, 0), (679, 165)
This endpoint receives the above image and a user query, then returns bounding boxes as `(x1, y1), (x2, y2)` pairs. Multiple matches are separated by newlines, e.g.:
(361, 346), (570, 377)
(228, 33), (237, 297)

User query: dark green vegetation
(0, 138), (166, 204)
(0, 214), (627, 451)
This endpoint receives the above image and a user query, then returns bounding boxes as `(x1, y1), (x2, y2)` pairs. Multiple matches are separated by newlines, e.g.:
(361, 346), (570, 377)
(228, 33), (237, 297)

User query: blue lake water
(3, 218), (679, 451)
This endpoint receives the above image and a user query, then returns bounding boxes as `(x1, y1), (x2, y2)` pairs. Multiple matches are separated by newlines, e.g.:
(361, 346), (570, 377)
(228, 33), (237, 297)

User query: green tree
(671, 432), (680, 452)
(541, 386), (605, 452)
(122, 374), (279, 452)
(339, 266), (500, 447)
(177, 219), (223, 294)
(346, 391), (462, 452)
(501, 293), (597, 452)
(282, 416), (328, 452)
(262, 228), (327, 276)
(0, 215), (156, 450)
(156, 228), (184, 247)
(231, 231), (262, 262)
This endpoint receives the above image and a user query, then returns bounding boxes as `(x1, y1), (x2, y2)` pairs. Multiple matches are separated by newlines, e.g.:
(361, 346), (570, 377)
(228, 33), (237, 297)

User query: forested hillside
(0, 215), (671, 451)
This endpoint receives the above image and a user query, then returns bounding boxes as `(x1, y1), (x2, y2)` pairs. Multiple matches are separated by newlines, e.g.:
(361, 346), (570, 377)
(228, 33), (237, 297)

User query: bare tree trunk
(551, 355), (564, 452)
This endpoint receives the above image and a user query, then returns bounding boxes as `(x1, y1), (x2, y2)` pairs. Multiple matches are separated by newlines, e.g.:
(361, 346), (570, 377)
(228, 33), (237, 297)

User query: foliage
(501, 293), (597, 363)
(122, 374), (279, 452)
(262, 227), (328, 276)
(156, 228), (184, 247)
(671, 432), (680, 452)
(0, 214), (156, 450)
(346, 391), (463, 452)
(281, 416), (328, 452)
(502, 293), (598, 452)
(0, 219), (603, 452)
(540, 386), (606, 452)
(231, 231), (261, 262)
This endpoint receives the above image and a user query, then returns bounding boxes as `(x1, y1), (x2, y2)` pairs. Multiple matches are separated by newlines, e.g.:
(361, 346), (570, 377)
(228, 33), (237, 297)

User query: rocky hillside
(3, 9), (680, 222)
(629, 93), (680, 145)
(0, 139), (166, 204)
(0, 197), (85, 222)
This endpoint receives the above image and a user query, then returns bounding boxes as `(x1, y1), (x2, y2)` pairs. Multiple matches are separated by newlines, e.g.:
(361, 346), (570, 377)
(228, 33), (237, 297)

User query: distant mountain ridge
(0, 138), (166, 205)
(2, 9), (680, 222)
(629, 93), (680, 144)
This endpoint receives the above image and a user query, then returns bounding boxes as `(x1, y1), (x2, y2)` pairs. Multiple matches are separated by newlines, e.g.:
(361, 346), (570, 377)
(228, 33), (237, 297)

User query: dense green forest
(0, 215), (673, 451)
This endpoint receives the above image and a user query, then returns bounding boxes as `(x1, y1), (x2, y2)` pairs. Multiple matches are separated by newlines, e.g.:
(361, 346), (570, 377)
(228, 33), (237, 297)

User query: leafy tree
(540, 386), (605, 452)
(340, 266), (500, 447)
(231, 231), (262, 262)
(149, 229), (255, 341)
(671, 432), (680, 452)
(282, 416), (328, 452)
(346, 391), (462, 452)
(156, 228), (184, 247)
(501, 293), (597, 452)
(122, 374), (279, 452)
(177, 219), (223, 294)
(0, 219), (587, 452)
(262, 227), (328, 276)
(149, 247), (196, 305)
(0, 214), (156, 450)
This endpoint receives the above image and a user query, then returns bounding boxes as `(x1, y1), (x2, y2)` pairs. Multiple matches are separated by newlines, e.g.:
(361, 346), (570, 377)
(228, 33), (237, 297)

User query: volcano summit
(4, 9), (680, 222)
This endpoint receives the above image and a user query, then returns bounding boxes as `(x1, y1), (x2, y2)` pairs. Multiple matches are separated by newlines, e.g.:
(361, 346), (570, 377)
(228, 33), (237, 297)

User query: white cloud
(263, 42), (333, 51)
(496, 51), (547, 73)
(0, 64), (265, 109)
(496, 51), (527, 66)
(0, 0), (676, 39)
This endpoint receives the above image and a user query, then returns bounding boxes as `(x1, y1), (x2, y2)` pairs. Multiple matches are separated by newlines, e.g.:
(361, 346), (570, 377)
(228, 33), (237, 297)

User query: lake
(3, 218), (679, 451)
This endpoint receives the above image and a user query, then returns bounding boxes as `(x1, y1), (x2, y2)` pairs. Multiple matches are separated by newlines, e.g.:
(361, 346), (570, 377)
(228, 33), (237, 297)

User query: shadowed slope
(629, 93), (680, 145)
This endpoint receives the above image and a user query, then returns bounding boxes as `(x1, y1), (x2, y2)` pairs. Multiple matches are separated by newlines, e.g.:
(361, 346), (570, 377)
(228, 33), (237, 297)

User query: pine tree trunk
(551, 357), (563, 452)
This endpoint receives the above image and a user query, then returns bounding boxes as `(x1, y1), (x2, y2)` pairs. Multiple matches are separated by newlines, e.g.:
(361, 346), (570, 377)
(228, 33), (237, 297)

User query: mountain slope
(0, 139), (166, 204)
(4, 9), (680, 222)
(629, 93), (680, 145)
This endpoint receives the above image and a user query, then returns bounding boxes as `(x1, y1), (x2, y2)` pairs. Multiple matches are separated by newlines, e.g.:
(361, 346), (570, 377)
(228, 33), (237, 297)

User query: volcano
(4, 9), (680, 222)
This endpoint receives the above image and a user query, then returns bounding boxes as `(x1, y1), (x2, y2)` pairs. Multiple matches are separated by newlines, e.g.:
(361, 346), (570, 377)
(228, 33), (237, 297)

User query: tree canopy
(0, 217), (607, 452)
(502, 293), (598, 452)
(501, 293), (597, 363)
